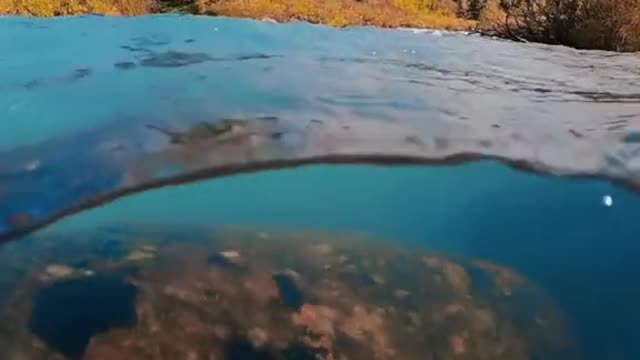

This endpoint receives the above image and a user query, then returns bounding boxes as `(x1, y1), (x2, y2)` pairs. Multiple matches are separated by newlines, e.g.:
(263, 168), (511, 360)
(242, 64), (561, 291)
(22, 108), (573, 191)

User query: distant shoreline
(3, 0), (636, 52)
(1, 0), (478, 30)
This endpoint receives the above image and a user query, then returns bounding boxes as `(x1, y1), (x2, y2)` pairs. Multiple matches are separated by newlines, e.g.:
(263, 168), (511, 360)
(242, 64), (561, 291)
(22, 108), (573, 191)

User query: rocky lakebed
(0, 225), (578, 360)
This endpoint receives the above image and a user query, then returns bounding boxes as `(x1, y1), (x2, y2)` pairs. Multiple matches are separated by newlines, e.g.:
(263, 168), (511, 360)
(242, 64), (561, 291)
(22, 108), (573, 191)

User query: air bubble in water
(603, 195), (613, 207)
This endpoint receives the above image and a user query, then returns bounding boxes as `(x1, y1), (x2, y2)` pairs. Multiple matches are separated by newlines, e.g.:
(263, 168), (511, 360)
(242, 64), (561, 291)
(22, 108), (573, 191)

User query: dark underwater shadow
(28, 274), (138, 358)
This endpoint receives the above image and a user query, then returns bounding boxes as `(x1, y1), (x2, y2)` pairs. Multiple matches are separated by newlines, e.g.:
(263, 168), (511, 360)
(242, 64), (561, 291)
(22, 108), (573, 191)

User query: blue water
(2, 14), (640, 240)
(45, 162), (639, 359)
(2, 14), (640, 360)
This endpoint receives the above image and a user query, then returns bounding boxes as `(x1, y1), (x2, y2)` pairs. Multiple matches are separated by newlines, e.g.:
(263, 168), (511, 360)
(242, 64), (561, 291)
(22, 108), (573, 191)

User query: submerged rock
(125, 249), (155, 262)
(371, 274), (385, 285)
(220, 250), (241, 260)
(0, 226), (579, 360)
(140, 245), (158, 253)
(394, 289), (410, 299)
(310, 243), (333, 255)
(43, 264), (75, 280)
(124, 244), (158, 262)
(442, 261), (470, 295)
(248, 327), (269, 348)
(292, 304), (338, 337)
(472, 260), (525, 295)
(449, 333), (467, 355)
(208, 249), (245, 268)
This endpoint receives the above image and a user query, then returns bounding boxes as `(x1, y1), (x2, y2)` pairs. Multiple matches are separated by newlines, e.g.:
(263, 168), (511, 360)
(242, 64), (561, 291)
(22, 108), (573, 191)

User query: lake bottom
(0, 225), (578, 360)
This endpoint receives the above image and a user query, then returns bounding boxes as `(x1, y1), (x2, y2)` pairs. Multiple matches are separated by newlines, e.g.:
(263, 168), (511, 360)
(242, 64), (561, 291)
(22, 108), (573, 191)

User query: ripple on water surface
(0, 16), (640, 241)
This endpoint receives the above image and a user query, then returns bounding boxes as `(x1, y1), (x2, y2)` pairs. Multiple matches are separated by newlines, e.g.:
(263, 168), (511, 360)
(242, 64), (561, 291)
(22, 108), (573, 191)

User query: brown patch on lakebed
(0, 226), (579, 360)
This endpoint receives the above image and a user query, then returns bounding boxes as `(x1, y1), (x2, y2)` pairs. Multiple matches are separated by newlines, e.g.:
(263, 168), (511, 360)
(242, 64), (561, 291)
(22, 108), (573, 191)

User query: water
(29, 274), (138, 358)
(0, 14), (639, 360)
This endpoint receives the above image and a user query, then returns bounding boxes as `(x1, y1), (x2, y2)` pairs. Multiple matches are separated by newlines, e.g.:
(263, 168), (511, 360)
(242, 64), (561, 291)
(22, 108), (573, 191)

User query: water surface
(1, 15), (640, 240)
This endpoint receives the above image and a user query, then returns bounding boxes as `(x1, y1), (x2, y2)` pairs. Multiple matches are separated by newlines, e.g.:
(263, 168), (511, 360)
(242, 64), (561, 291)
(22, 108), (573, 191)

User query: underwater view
(1, 14), (640, 360)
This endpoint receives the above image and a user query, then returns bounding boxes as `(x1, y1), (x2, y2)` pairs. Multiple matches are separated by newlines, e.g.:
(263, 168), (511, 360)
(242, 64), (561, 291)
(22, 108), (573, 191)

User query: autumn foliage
(497, 0), (640, 51)
(0, 0), (153, 16)
(1, 0), (638, 51)
(196, 0), (474, 29)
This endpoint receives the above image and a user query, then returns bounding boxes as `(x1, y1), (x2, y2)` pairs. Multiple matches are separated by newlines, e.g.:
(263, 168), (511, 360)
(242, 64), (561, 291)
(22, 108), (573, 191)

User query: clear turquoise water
(46, 163), (638, 359)
(2, 14), (640, 360)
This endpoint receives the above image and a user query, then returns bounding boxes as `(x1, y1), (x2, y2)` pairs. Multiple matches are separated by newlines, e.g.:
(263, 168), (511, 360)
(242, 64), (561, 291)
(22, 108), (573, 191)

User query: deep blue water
(46, 163), (640, 359)
(2, 14), (640, 360)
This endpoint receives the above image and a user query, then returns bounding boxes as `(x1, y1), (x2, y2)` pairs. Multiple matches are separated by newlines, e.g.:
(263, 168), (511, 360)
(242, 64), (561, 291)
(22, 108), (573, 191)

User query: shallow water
(2, 15), (640, 240)
(37, 164), (637, 360)
(0, 14), (639, 360)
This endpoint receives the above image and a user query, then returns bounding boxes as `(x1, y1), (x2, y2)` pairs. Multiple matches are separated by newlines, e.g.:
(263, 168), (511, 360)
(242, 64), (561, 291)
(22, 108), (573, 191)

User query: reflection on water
(0, 225), (578, 360)
(2, 17), (640, 240)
